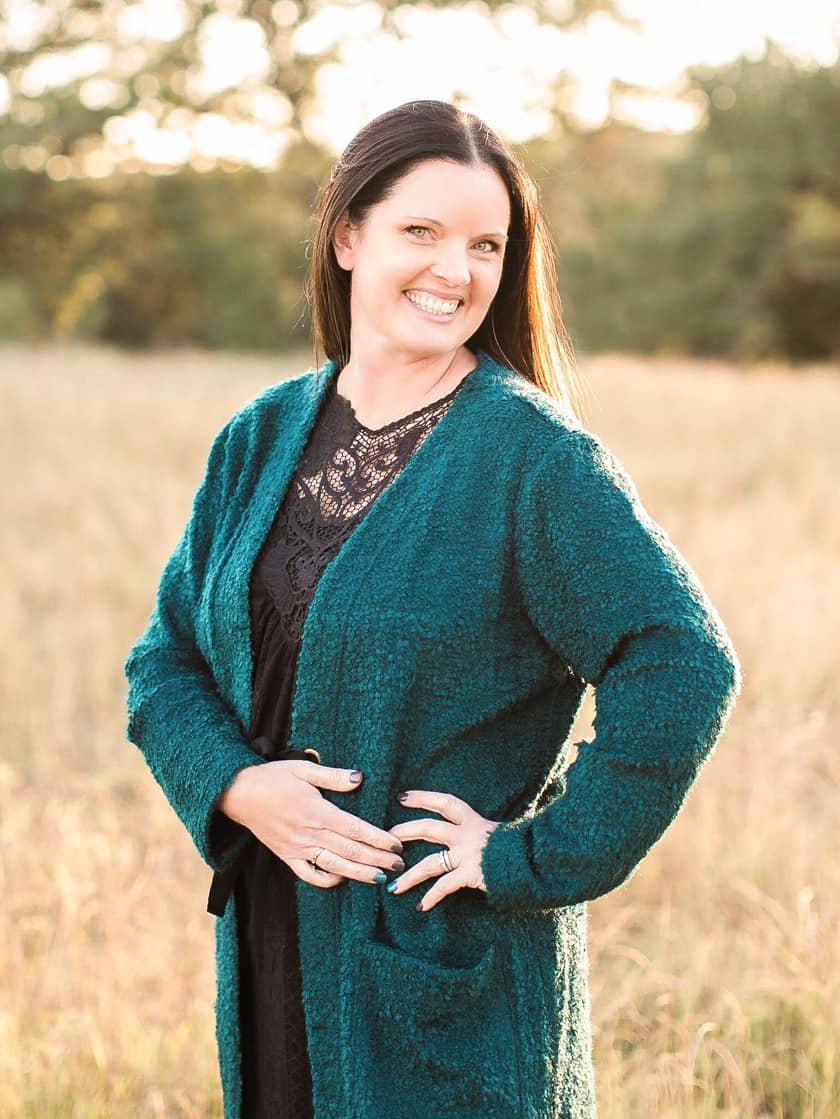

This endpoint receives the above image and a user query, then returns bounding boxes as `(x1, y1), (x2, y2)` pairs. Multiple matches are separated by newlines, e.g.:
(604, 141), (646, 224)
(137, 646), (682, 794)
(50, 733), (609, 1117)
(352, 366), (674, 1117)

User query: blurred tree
(0, 136), (336, 347)
(560, 49), (840, 361)
(2, 18), (837, 361)
(0, 0), (628, 173)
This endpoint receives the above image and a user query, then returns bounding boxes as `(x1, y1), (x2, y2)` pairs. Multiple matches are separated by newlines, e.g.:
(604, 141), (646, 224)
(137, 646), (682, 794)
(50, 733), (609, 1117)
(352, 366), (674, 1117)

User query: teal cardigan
(124, 349), (741, 1119)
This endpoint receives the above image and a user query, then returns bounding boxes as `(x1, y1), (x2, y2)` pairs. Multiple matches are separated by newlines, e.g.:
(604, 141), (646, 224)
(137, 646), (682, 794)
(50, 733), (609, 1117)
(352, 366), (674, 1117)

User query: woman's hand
(385, 790), (501, 912)
(218, 761), (406, 888)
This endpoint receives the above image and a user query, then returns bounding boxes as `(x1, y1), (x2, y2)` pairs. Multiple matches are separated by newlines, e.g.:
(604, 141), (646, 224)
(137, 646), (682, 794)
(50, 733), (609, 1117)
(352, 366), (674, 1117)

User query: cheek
(474, 267), (504, 305)
(489, 262), (507, 299)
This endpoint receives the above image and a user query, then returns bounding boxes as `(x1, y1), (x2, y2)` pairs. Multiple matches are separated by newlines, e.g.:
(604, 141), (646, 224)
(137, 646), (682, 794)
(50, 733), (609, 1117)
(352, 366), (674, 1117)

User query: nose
(430, 243), (471, 289)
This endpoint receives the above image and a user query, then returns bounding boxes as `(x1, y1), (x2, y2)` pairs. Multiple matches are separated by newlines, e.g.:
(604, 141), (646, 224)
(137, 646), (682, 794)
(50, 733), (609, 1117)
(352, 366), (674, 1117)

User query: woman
(124, 100), (741, 1119)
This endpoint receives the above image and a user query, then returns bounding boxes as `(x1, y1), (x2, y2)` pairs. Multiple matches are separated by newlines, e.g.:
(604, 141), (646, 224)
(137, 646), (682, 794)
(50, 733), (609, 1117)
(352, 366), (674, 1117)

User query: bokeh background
(1, 1), (838, 1116)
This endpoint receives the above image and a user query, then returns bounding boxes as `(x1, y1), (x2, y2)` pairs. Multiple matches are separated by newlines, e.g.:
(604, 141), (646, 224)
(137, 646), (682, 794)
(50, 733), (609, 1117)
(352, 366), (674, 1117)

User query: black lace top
(234, 369), (468, 1118)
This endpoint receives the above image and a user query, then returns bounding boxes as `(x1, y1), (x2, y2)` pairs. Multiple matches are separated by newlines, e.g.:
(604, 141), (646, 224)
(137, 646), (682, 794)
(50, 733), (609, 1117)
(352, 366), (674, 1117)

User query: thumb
(304, 763), (364, 792)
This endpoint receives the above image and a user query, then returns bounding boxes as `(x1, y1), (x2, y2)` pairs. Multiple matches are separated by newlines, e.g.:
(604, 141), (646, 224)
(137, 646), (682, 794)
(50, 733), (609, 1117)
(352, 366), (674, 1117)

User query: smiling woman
(124, 99), (741, 1119)
(326, 157), (513, 425)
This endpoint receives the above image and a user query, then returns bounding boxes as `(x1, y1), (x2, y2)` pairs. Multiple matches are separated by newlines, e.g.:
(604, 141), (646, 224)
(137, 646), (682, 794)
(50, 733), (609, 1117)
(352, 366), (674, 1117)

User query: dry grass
(0, 342), (837, 1118)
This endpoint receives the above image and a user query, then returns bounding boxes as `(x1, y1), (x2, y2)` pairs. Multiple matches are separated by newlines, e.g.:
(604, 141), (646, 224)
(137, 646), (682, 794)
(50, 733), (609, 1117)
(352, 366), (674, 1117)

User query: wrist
(218, 766), (258, 826)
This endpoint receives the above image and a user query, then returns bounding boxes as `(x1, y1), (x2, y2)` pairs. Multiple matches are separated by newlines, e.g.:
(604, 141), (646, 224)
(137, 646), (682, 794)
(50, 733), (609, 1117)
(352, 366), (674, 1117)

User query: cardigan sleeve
(479, 428), (742, 913)
(123, 412), (266, 873)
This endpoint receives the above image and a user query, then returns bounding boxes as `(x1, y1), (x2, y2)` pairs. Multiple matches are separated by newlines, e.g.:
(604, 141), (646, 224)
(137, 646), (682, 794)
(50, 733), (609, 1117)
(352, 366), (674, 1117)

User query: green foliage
(0, 279), (38, 340)
(560, 54), (840, 361)
(0, 51), (837, 359)
(0, 140), (332, 350)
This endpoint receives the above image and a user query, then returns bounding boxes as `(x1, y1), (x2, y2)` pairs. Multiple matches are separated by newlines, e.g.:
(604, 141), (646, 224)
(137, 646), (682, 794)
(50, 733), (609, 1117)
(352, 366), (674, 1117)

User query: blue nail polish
(373, 871), (387, 884)
(386, 881), (398, 894)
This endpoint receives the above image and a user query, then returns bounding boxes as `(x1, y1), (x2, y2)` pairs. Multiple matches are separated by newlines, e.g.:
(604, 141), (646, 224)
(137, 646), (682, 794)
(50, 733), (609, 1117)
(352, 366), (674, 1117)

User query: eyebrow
(398, 216), (509, 241)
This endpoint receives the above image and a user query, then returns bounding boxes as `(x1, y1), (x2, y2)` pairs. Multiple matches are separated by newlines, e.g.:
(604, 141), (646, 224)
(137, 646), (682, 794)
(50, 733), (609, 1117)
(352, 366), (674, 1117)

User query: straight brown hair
(305, 99), (589, 422)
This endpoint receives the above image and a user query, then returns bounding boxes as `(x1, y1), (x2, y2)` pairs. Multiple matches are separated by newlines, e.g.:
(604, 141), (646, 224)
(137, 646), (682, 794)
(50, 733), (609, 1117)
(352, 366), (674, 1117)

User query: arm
(123, 412), (265, 872)
(480, 429), (742, 913)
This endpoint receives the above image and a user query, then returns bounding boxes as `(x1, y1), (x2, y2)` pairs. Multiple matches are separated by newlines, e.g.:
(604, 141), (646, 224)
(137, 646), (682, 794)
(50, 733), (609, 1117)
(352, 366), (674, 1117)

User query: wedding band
(310, 846), (326, 869)
(438, 848), (454, 873)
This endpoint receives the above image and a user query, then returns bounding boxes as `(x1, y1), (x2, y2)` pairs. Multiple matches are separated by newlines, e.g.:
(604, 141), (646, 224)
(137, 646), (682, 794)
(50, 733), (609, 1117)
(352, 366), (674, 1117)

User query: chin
(398, 333), (465, 356)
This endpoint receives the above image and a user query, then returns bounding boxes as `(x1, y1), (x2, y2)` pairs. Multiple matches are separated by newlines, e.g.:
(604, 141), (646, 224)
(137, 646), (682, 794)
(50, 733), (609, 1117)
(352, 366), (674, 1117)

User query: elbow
(702, 623), (743, 730)
(669, 625), (741, 777)
(665, 616), (742, 739)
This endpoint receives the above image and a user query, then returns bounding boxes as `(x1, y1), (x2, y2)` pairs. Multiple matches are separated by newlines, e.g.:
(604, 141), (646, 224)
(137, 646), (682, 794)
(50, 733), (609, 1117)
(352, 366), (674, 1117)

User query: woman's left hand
(386, 790), (501, 912)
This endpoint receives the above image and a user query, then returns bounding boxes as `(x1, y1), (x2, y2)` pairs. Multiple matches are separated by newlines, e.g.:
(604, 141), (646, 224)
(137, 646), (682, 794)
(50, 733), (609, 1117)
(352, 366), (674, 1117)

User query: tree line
(1, 53), (837, 361)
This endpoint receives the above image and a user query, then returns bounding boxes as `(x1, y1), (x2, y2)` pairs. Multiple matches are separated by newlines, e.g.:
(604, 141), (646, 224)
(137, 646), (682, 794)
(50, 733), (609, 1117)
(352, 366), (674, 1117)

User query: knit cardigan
(124, 348), (741, 1119)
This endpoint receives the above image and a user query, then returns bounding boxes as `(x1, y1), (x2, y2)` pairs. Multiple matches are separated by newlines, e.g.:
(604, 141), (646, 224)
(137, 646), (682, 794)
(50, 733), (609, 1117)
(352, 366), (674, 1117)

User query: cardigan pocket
(353, 936), (523, 1117)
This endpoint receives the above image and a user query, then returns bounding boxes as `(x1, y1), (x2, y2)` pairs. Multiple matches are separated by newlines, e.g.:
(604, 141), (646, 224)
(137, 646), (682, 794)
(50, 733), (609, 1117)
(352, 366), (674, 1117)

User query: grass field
(1, 343), (837, 1118)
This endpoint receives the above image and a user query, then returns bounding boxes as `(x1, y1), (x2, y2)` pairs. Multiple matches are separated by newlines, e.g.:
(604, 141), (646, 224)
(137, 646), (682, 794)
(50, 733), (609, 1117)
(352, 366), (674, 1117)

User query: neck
(336, 346), (472, 421)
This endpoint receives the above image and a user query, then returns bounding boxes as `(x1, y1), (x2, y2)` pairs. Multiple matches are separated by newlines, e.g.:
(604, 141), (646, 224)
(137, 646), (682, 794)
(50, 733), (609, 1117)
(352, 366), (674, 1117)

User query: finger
(318, 802), (404, 854)
(302, 762), (366, 793)
(387, 819), (456, 846)
(385, 851), (456, 896)
(287, 857), (345, 889)
(396, 789), (468, 824)
(305, 845), (395, 886)
(415, 870), (469, 912)
(310, 827), (406, 875)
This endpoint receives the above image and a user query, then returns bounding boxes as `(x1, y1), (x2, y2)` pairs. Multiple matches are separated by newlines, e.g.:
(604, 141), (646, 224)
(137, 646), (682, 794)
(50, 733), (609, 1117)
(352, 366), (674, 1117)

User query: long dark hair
(305, 99), (589, 420)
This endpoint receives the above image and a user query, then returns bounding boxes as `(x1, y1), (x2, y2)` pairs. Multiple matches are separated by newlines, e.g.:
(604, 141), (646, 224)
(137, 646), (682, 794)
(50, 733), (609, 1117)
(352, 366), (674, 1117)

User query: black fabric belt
(206, 736), (321, 920)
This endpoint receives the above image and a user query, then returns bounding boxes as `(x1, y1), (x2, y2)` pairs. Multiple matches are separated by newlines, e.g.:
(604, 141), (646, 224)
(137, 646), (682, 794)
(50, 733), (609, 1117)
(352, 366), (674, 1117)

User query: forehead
(380, 159), (510, 224)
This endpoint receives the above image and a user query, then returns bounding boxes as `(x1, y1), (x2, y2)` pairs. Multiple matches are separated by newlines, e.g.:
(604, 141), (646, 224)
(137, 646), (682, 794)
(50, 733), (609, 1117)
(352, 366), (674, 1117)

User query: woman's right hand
(217, 761), (405, 888)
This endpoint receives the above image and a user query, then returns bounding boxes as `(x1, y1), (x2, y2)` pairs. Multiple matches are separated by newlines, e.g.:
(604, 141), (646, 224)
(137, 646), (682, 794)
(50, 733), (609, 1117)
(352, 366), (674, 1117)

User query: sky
(298, 0), (840, 152)
(2, 0), (839, 175)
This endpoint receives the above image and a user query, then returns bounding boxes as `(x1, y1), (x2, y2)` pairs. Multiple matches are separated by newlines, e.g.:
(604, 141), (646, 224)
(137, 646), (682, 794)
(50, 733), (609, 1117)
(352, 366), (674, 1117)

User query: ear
(332, 209), (357, 271)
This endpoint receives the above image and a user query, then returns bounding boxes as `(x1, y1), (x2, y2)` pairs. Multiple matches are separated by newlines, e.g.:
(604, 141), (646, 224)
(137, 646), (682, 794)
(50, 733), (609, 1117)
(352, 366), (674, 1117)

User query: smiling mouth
(403, 291), (463, 317)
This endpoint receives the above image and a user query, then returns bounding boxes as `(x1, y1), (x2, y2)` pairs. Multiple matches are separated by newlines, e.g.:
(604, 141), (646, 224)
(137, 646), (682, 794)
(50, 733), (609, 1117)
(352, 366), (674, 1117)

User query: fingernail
(386, 881), (398, 894)
(396, 791), (408, 802)
(390, 840), (404, 854)
(415, 901), (423, 912)
(391, 858), (405, 872)
(350, 771), (363, 783)
(373, 871), (387, 884)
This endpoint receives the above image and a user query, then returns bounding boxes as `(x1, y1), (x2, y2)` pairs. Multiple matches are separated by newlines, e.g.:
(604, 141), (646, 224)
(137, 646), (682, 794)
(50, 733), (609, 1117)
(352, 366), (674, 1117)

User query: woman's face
(332, 158), (511, 362)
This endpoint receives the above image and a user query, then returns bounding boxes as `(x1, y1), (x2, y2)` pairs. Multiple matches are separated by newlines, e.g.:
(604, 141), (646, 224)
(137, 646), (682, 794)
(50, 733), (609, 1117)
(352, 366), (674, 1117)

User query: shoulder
(476, 351), (635, 495)
(213, 358), (333, 458)
(230, 360), (328, 433)
(190, 359), (332, 500)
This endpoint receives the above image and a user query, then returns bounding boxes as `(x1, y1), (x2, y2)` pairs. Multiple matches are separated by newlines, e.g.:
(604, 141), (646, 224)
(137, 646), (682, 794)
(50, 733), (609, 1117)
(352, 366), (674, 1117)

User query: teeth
(405, 291), (459, 315)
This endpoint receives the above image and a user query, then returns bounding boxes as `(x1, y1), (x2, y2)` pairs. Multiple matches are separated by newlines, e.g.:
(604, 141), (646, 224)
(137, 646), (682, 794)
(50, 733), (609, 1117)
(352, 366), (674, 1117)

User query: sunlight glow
(118, 0), (187, 42)
(4, 0), (838, 173)
(194, 15), (270, 97)
(301, 1), (839, 149)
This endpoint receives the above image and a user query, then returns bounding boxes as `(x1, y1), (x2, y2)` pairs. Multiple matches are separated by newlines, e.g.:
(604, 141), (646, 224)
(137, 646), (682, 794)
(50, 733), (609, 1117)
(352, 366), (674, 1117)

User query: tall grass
(0, 344), (837, 1117)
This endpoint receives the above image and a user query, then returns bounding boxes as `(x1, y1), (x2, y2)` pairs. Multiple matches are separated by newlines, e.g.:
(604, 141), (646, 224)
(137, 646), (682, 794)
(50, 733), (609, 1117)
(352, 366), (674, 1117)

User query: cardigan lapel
(213, 359), (338, 727)
(287, 352), (496, 752)
(216, 348), (505, 743)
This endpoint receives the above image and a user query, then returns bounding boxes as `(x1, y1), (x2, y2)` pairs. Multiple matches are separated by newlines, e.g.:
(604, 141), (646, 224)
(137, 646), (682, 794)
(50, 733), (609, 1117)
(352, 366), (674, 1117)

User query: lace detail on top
(254, 374), (467, 647)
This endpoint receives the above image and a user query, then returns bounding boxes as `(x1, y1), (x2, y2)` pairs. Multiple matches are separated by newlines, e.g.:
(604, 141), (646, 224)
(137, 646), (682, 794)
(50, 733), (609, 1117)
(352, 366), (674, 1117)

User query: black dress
(232, 371), (467, 1118)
